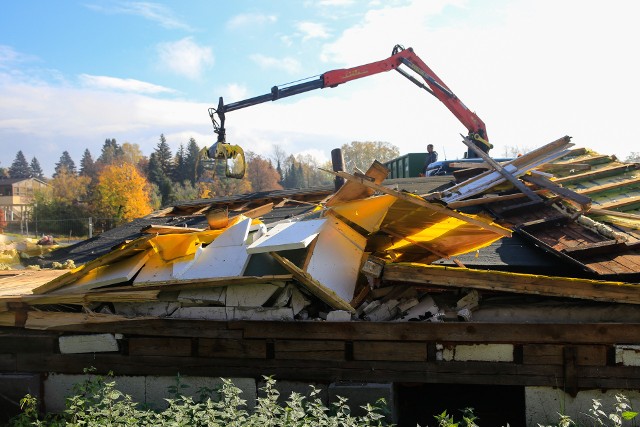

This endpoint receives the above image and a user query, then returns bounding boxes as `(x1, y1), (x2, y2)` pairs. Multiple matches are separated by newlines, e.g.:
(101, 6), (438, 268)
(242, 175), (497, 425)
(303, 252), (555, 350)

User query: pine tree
(8, 151), (31, 178)
(79, 149), (97, 178)
(172, 143), (187, 183)
(185, 137), (203, 184)
(54, 151), (77, 177)
(29, 157), (44, 180)
(276, 160), (283, 187)
(147, 152), (174, 207)
(154, 134), (173, 177)
(97, 138), (123, 166)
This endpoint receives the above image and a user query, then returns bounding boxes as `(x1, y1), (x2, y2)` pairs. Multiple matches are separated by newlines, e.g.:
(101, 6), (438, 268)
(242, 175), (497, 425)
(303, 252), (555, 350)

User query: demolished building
(1, 137), (640, 426)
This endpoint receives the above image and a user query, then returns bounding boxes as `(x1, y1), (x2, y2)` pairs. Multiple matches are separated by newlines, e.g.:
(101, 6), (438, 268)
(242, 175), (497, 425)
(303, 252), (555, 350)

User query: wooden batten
(270, 252), (355, 313)
(382, 263), (640, 305)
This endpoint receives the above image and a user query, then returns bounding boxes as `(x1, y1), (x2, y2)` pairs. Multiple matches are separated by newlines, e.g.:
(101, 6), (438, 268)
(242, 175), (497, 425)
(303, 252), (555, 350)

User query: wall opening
(396, 383), (526, 427)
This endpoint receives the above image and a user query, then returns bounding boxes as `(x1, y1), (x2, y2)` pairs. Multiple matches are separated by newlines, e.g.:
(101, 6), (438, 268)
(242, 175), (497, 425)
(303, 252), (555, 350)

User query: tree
(171, 180), (199, 202)
(97, 138), (123, 166)
(502, 145), (532, 158)
(29, 157), (44, 180)
(147, 152), (174, 207)
(154, 134), (173, 177)
(8, 151), (31, 178)
(205, 161), (252, 196)
(121, 142), (145, 166)
(185, 138), (203, 185)
(79, 149), (97, 179)
(626, 152), (640, 163)
(246, 152), (283, 192)
(49, 168), (91, 203)
(341, 141), (400, 173)
(53, 151), (77, 177)
(172, 143), (187, 183)
(94, 163), (153, 221)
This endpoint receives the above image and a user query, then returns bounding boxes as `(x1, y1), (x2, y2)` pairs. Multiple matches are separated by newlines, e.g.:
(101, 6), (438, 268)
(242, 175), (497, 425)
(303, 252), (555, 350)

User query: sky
(1, 0), (639, 177)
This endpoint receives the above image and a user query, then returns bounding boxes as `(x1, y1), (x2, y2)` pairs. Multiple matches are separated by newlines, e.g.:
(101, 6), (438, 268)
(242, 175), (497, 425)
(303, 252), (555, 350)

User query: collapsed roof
(1, 135), (640, 329)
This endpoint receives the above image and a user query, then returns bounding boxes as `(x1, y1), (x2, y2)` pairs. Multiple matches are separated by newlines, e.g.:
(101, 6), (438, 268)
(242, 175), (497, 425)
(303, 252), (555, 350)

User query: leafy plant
(8, 373), (392, 426)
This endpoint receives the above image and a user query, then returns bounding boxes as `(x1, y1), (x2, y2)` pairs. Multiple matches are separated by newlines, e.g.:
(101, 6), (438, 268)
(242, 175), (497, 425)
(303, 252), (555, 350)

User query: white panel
(246, 219), (326, 254)
(305, 218), (366, 302)
(133, 252), (174, 284)
(71, 251), (151, 291)
(177, 245), (250, 279)
(176, 219), (253, 280)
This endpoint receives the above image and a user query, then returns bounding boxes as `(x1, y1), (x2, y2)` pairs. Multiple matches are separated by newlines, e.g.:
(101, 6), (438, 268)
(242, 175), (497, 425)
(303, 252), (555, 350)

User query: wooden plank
(522, 344), (607, 366)
(446, 189), (549, 209)
(275, 340), (345, 361)
(128, 337), (193, 356)
(383, 263), (640, 304)
(32, 234), (156, 294)
(597, 195), (640, 211)
(442, 136), (574, 203)
(233, 321), (640, 345)
(11, 352), (640, 388)
(462, 136), (543, 202)
(325, 169), (511, 237)
(0, 336), (57, 353)
(124, 274), (293, 291)
(561, 240), (640, 258)
(536, 163), (592, 174)
(40, 319), (244, 339)
(15, 289), (161, 306)
(522, 344), (563, 365)
(578, 176), (640, 196)
(0, 270), (69, 297)
(238, 202), (274, 219)
(353, 341), (427, 362)
(325, 160), (389, 207)
(24, 311), (146, 330)
(521, 173), (592, 208)
(270, 252), (355, 313)
(199, 338), (266, 359)
(141, 224), (205, 234)
(554, 163), (640, 186)
(588, 208), (640, 220)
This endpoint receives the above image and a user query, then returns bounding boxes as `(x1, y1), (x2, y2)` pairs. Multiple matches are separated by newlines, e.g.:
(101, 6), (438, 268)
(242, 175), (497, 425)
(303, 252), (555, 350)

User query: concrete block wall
(44, 374), (257, 413)
(525, 387), (640, 427)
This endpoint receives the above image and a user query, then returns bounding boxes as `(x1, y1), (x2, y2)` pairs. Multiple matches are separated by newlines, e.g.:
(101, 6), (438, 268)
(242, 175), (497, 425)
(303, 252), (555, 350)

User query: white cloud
(220, 83), (250, 103)
(0, 45), (36, 68)
(227, 13), (277, 29)
(79, 74), (176, 94)
(250, 54), (302, 74)
(2, 0), (640, 178)
(86, 2), (193, 31)
(156, 37), (214, 80)
(296, 22), (331, 41)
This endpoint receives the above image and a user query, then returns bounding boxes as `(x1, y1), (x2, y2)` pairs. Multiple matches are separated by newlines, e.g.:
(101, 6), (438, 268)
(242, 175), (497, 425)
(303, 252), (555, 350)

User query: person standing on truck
(422, 144), (438, 175)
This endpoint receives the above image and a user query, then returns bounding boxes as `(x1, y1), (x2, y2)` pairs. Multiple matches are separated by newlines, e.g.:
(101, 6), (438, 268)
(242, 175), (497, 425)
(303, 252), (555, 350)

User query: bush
(8, 370), (391, 426)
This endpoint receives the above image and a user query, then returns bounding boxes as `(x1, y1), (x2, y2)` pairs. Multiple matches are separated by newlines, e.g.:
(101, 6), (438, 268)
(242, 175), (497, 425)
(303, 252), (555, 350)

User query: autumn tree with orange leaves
(246, 152), (283, 192)
(94, 163), (153, 221)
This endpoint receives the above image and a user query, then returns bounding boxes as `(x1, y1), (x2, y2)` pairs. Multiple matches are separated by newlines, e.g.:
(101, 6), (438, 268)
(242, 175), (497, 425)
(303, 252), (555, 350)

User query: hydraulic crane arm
(206, 44), (491, 178)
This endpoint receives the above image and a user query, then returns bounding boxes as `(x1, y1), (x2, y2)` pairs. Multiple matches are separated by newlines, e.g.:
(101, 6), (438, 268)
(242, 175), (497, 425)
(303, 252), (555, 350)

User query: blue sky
(1, 0), (639, 176)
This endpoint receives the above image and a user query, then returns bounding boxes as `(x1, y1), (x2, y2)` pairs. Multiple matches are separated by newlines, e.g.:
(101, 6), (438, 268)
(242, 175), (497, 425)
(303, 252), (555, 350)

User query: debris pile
(1, 136), (640, 329)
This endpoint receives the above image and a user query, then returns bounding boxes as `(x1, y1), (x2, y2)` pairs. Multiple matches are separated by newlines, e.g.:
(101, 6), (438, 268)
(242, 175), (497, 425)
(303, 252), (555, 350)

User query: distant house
(0, 177), (48, 221)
